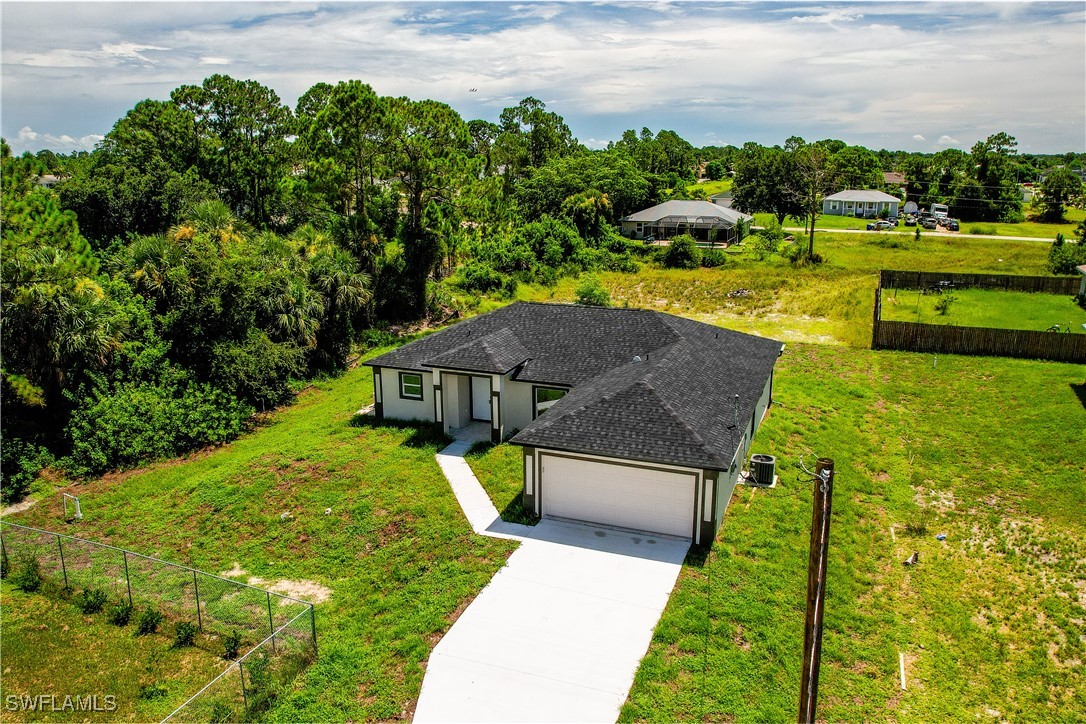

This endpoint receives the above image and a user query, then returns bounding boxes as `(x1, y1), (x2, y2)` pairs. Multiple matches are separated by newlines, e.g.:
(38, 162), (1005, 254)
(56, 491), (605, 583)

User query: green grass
(621, 344), (1086, 722)
(463, 442), (538, 525)
(753, 207), (1083, 240)
(881, 288), (1086, 333)
(687, 179), (733, 197)
(5, 357), (517, 721)
(514, 233), (1053, 348)
(0, 581), (226, 721)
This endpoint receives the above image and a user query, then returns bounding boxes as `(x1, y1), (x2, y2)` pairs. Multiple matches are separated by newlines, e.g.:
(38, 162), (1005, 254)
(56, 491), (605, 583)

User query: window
(399, 372), (423, 400)
(829, 201), (839, 210)
(533, 387), (566, 418)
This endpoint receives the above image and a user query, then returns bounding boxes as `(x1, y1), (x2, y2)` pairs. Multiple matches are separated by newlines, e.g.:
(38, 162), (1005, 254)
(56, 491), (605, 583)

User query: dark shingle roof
(365, 302), (782, 470)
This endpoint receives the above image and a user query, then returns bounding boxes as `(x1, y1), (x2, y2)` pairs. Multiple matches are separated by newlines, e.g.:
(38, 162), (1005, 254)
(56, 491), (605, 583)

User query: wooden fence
(871, 277), (1086, 363)
(879, 269), (1079, 295)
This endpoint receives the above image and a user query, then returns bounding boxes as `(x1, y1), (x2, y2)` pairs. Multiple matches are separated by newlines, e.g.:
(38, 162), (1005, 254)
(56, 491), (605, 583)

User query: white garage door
(541, 454), (696, 538)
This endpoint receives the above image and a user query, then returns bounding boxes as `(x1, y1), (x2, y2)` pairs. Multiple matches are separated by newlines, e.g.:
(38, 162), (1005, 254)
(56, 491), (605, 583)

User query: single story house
(364, 302), (783, 544)
(709, 191), (734, 209)
(620, 200), (752, 245)
(1077, 264), (1086, 299)
(823, 190), (901, 219)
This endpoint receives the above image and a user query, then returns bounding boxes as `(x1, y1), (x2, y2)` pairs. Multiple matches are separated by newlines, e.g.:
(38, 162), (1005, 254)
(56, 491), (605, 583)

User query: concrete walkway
(417, 442), (690, 723)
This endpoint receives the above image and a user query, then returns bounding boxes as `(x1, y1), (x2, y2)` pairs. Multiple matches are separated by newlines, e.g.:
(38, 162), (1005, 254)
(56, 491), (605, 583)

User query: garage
(540, 453), (697, 538)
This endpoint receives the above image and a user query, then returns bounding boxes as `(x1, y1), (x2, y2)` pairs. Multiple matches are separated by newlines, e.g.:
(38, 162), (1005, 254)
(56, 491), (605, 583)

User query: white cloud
(99, 42), (169, 64)
(13, 126), (102, 153)
(938, 135), (961, 146)
(913, 134), (926, 142)
(582, 138), (611, 150)
(790, 8), (864, 25)
(200, 57), (231, 66)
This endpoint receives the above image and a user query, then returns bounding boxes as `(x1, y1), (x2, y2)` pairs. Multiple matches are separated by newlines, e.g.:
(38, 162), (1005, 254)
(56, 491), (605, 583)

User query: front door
(471, 376), (492, 421)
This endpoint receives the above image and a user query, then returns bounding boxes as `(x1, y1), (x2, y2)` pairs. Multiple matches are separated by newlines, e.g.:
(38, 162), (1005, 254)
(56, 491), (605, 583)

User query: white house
(620, 200), (752, 245)
(364, 302), (783, 544)
(823, 190), (901, 219)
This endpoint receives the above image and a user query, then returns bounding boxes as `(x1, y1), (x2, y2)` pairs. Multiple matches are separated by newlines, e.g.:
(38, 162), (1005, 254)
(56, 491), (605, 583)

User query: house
(620, 200), (752, 245)
(709, 191), (734, 208)
(823, 190), (901, 219)
(1077, 265), (1086, 299)
(364, 302), (783, 544)
(882, 171), (906, 188)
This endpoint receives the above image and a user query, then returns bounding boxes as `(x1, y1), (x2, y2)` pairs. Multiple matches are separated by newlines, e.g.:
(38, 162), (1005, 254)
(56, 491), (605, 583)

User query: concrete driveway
(413, 518), (689, 723)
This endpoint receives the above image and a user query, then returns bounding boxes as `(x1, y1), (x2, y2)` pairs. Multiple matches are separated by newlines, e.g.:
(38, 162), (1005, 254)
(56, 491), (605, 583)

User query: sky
(2, 1), (1084, 156)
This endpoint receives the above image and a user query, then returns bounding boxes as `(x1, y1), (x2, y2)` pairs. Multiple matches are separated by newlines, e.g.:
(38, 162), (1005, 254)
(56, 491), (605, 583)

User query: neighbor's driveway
(413, 517), (689, 723)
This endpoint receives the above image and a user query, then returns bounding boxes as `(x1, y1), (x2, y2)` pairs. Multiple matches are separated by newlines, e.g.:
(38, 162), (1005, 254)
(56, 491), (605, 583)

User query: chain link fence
(0, 521), (317, 722)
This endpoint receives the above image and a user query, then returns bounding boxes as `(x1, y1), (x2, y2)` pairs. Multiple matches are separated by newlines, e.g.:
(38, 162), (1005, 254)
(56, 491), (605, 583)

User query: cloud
(582, 137), (611, 150)
(913, 134), (926, 142)
(938, 135), (961, 146)
(14, 126), (103, 153)
(99, 42), (169, 64)
(1, 2), (1083, 153)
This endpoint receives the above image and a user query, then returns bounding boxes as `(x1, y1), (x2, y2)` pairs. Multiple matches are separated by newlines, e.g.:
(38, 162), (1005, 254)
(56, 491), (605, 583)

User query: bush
(64, 375), (252, 477)
(76, 587), (109, 614)
(747, 233), (780, 260)
(108, 600), (133, 626)
(575, 276), (611, 307)
(784, 244), (825, 266)
(1048, 234), (1086, 275)
(662, 234), (701, 269)
(457, 261), (510, 294)
(136, 606), (163, 635)
(700, 249), (727, 268)
(173, 620), (198, 648)
(11, 556), (42, 592)
(1, 432), (53, 505)
(223, 629), (242, 660)
(934, 294), (958, 315)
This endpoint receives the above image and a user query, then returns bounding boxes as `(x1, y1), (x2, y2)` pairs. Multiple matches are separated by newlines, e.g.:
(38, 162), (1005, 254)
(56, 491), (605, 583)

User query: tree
(732, 143), (803, 225)
(705, 160), (726, 181)
(1034, 167), (1083, 222)
(970, 132), (1023, 222)
(171, 75), (293, 227)
(828, 145), (881, 189)
(793, 142), (833, 260)
(496, 97), (577, 180)
(386, 98), (472, 313)
(662, 234), (701, 269)
(574, 275), (610, 306)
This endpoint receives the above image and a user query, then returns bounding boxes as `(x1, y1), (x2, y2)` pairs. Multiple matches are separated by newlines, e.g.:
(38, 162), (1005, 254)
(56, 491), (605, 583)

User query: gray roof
(622, 200), (751, 226)
(366, 303), (782, 471)
(825, 189), (901, 203)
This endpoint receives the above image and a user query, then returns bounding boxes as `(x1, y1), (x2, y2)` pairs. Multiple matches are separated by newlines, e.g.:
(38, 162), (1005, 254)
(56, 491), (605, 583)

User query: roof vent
(633, 355), (642, 363)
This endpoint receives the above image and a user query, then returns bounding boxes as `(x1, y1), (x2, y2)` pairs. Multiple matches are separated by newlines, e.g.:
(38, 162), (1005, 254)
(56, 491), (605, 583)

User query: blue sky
(2, 1), (1084, 155)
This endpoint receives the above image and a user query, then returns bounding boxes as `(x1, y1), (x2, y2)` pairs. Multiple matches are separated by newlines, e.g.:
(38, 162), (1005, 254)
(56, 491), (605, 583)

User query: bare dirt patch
(219, 562), (333, 604)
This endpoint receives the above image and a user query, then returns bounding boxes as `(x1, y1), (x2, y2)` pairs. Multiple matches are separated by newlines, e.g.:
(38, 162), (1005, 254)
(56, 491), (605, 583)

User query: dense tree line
(2, 75), (1083, 499)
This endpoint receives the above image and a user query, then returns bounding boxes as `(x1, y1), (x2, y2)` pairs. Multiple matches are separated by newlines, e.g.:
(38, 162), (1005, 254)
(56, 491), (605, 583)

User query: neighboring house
(882, 171), (906, 188)
(823, 189), (901, 219)
(709, 191), (734, 208)
(1077, 265), (1086, 299)
(620, 200), (752, 244)
(364, 302), (783, 544)
(34, 174), (60, 188)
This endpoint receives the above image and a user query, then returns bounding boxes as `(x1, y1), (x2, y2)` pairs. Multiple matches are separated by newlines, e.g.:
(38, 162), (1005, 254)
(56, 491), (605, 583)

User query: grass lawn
(463, 442), (538, 525)
(0, 582), (227, 721)
(753, 207), (1083, 240)
(4, 357), (517, 721)
(513, 233), (1053, 348)
(622, 344), (1086, 721)
(687, 179), (733, 197)
(881, 288), (1086, 333)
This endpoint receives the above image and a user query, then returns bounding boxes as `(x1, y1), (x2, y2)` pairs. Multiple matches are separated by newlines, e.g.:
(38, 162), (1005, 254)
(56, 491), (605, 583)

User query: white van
(930, 203), (949, 219)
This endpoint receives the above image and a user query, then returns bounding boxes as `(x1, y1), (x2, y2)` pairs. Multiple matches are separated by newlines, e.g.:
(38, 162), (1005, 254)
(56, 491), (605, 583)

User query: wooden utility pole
(798, 457), (835, 724)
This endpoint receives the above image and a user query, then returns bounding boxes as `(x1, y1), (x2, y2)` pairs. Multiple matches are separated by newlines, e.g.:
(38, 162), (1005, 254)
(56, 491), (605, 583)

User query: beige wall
(503, 379), (535, 435)
(379, 368), (434, 422)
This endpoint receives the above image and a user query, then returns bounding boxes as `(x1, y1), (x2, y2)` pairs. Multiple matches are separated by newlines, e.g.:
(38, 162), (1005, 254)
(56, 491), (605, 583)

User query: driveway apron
(414, 515), (689, 722)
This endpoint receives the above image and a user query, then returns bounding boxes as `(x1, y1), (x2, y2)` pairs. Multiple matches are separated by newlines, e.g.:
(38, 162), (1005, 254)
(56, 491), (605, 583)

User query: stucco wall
(503, 379), (535, 435)
(379, 368), (435, 422)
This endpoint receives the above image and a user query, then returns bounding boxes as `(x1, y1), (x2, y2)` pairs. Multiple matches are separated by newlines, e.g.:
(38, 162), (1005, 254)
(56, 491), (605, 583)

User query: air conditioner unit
(750, 454), (776, 487)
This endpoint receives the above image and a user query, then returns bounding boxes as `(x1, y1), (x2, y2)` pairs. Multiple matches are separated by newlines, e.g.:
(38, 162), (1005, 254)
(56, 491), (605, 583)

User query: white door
(471, 376), (492, 421)
(541, 454), (695, 538)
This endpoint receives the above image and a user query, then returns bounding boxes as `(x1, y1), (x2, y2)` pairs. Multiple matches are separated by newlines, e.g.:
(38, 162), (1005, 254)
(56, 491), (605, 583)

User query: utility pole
(798, 458), (835, 724)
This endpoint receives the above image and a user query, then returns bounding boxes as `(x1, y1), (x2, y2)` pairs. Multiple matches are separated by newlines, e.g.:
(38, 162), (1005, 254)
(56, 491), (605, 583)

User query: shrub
(934, 294), (958, 316)
(700, 249), (727, 268)
(108, 600), (133, 626)
(76, 587), (109, 614)
(1047, 234), (1086, 275)
(11, 556), (42, 592)
(1, 432), (52, 505)
(662, 234), (701, 269)
(746, 233), (779, 260)
(457, 261), (509, 294)
(575, 276), (611, 307)
(0, 546), (8, 579)
(784, 244), (825, 266)
(223, 629), (243, 660)
(173, 620), (198, 648)
(136, 606), (163, 635)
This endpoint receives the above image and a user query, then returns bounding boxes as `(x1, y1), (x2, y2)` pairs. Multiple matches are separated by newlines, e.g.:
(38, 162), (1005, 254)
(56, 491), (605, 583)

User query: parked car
(943, 218), (960, 231)
(867, 220), (894, 231)
(920, 217), (938, 230)
(904, 215), (917, 227)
